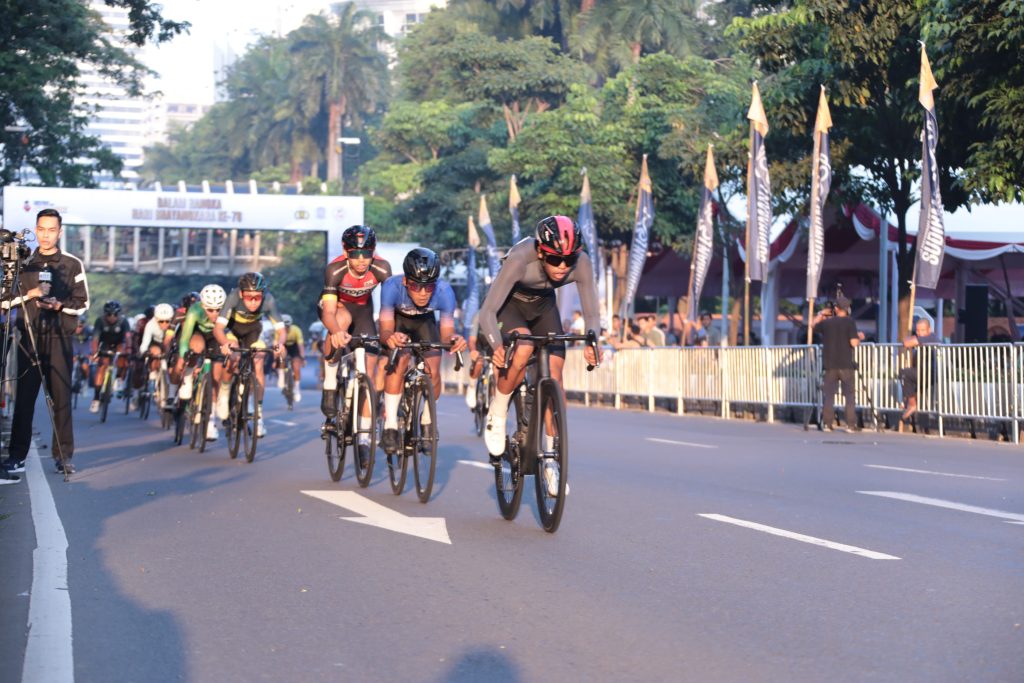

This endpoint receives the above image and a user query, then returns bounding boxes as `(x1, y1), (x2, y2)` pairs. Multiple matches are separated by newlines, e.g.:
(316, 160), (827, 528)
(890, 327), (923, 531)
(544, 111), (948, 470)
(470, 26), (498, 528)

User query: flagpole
(744, 122), (754, 346)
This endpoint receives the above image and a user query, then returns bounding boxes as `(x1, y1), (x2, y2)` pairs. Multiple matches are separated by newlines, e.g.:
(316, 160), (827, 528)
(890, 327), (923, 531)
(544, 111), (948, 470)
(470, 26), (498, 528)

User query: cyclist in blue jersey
(378, 248), (466, 454)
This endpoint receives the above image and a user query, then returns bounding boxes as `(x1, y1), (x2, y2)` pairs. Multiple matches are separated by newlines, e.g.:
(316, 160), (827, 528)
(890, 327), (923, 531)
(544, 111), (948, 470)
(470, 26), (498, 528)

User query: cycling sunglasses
(347, 249), (373, 259)
(241, 292), (264, 303)
(407, 281), (436, 293)
(543, 253), (578, 268)
(157, 320), (171, 325)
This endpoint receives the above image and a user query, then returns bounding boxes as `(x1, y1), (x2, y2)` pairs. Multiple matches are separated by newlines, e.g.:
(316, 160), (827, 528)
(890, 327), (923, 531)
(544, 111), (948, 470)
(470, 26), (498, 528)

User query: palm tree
(575, 0), (697, 77)
(289, 3), (389, 184)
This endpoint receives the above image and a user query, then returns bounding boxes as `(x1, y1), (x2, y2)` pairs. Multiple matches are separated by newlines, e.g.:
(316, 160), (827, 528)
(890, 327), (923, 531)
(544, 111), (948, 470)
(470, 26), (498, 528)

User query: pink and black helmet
(535, 215), (583, 257)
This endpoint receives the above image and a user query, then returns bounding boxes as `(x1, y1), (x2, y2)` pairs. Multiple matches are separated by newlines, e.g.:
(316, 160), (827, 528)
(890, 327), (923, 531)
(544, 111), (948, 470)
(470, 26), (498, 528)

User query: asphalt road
(2, 370), (1022, 682)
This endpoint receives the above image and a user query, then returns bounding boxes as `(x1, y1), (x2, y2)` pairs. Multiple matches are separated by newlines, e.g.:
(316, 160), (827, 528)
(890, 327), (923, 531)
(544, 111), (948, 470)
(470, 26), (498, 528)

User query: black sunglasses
(542, 253), (578, 268)
(347, 249), (373, 259)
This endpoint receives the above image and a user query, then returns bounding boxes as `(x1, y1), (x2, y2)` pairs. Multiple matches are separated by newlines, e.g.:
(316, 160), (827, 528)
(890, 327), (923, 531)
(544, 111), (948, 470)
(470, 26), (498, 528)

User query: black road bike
(225, 347), (274, 463)
(495, 331), (598, 533)
(322, 336), (378, 486)
(382, 341), (463, 503)
(471, 355), (494, 437)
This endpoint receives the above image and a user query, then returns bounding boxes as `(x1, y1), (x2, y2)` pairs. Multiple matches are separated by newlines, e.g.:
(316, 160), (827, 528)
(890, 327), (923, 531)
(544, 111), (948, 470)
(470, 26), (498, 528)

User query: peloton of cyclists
(378, 247), (466, 455)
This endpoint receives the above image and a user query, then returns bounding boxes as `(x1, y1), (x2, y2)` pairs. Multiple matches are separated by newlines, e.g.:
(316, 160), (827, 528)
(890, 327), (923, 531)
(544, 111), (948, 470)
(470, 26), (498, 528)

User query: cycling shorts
(396, 313), (441, 357)
(228, 319), (263, 349)
(284, 344), (302, 359)
(495, 292), (565, 358)
(342, 301), (380, 354)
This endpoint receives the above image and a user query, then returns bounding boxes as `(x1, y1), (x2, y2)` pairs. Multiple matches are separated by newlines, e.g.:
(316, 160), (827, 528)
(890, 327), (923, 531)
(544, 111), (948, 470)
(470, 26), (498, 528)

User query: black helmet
(181, 291), (200, 309)
(238, 272), (267, 292)
(103, 300), (122, 315)
(536, 215), (583, 256)
(403, 248), (440, 284)
(342, 225), (376, 252)
(143, 305), (155, 319)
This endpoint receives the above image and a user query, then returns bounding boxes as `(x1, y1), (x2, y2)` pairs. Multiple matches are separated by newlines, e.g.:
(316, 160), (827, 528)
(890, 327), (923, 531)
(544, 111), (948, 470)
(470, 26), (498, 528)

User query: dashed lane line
(698, 513), (900, 560)
(646, 438), (718, 449)
(865, 464), (1006, 481)
(857, 491), (1024, 523)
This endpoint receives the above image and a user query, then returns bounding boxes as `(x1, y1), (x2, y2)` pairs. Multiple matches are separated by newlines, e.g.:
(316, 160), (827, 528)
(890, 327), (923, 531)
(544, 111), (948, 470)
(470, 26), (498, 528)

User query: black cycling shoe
(320, 390), (337, 418)
(357, 444), (370, 469)
(489, 453), (502, 467)
(320, 418), (337, 439)
(380, 428), (400, 455)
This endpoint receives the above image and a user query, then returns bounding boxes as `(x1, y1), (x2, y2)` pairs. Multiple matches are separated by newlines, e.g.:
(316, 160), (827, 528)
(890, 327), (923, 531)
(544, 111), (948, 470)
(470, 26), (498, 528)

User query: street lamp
(336, 136), (361, 193)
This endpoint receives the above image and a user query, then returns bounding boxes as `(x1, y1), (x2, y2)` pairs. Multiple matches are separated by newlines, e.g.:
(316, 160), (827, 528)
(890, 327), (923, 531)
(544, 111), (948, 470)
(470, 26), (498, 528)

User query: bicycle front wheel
(495, 387), (525, 520)
(351, 374), (377, 488)
(241, 374), (259, 463)
(197, 374), (213, 454)
(411, 378), (437, 503)
(534, 381), (569, 533)
(100, 370), (112, 423)
(386, 393), (408, 495)
(227, 378), (243, 460)
(473, 377), (486, 436)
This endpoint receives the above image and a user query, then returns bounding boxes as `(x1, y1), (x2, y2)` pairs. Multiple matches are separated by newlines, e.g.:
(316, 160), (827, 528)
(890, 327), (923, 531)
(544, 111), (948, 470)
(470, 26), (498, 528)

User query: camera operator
(811, 295), (864, 432)
(2, 209), (89, 476)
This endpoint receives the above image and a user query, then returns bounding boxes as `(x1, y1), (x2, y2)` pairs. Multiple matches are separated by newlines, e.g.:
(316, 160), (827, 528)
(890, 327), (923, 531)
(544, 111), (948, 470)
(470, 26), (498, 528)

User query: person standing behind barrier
(900, 318), (939, 426)
(813, 296), (863, 431)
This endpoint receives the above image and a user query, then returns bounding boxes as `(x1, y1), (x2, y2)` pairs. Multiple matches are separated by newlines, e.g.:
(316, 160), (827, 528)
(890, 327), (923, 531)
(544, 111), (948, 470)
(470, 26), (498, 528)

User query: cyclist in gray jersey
(478, 215), (602, 460)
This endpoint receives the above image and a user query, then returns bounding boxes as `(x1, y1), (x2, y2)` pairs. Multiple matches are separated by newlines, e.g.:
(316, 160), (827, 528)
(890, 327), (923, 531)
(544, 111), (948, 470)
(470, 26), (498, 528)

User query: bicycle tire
(123, 366), (133, 415)
(321, 384), (344, 480)
(495, 386), (526, 520)
(100, 369), (112, 423)
(159, 376), (172, 430)
(284, 369), (295, 411)
(242, 374), (259, 463)
(535, 381), (569, 533)
(227, 377), (243, 459)
(473, 376), (486, 436)
(386, 393), (409, 495)
(197, 373), (213, 454)
(411, 378), (437, 503)
(173, 401), (186, 445)
(188, 380), (203, 451)
(352, 374), (377, 488)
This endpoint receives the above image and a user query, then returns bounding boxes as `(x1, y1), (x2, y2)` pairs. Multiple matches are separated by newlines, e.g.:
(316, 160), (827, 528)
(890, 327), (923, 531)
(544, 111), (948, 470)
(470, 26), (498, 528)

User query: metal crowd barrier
(440, 343), (1022, 444)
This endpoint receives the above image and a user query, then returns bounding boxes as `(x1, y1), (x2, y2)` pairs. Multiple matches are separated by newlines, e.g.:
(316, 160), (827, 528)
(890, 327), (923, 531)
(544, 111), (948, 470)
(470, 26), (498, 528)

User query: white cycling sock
(323, 361), (339, 391)
(358, 416), (371, 444)
(489, 388), (512, 419)
(420, 404), (432, 426)
(384, 392), (401, 429)
(277, 368), (286, 388)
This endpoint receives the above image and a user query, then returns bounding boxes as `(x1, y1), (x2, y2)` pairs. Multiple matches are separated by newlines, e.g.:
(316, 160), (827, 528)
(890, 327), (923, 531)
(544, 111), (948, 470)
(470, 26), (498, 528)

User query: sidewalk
(0, 450), (33, 683)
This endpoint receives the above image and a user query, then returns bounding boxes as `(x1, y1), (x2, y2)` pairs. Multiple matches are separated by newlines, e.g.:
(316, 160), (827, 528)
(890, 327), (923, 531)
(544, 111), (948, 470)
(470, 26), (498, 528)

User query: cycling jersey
(284, 325), (304, 347)
(218, 289), (283, 329)
(321, 255), (392, 305)
(177, 302), (218, 358)
(378, 275), (456, 326)
(93, 316), (130, 350)
(479, 238), (600, 351)
(138, 318), (173, 354)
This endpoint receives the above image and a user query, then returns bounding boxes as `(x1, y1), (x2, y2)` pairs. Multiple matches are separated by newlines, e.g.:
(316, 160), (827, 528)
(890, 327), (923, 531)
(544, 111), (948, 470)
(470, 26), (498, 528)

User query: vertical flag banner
(509, 175), (522, 244)
(913, 44), (945, 291)
(619, 155), (654, 321)
(478, 194), (501, 279)
(688, 145), (718, 322)
(463, 216), (480, 336)
(746, 82), (772, 283)
(578, 168), (599, 285)
(806, 86), (833, 301)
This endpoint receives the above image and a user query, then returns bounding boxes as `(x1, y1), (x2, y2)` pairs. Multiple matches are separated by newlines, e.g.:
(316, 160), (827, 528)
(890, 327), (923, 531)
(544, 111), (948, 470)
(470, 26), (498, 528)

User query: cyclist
(170, 285), (227, 440)
(174, 291), (200, 327)
(71, 316), (93, 399)
(379, 248), (466, 455)
(214, 272), (286, 439)
(479, 215), (601, 466)
(319, 225), (391, 446)
(138, 302), (175, 388)
(90, 300), (131, 413)
(277, 314), (305, 402)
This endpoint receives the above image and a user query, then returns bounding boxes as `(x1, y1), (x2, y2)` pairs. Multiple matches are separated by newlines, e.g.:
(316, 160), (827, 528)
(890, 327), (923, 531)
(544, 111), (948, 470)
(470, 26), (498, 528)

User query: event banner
(747, 83), (772, 283)
(914, 46), (946, 290)
(807, 87), (833, 301)
(688, 145), (718, 322)
(463, 215), (481, 335)
(478, 195), (501, 279)
(577, 169), (599, 286)
(619, 156), (653, 322)
(509, 175), (522, 244)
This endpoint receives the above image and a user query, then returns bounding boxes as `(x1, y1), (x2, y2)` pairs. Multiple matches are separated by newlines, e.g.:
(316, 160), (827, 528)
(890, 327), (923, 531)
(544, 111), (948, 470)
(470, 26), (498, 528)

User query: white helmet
(154, 303), (174, 321)
(200, 284), (227, 309)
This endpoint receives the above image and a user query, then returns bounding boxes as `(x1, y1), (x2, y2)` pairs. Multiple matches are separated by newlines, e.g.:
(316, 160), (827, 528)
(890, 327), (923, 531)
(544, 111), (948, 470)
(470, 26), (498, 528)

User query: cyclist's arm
(138, 320), (156, 355)
(178, 306), (200, 358)
(378, 278), (401, 348)
(479, 248), (527, 351)
(569, 252), (601, 337)
(435, 281), (464, 351)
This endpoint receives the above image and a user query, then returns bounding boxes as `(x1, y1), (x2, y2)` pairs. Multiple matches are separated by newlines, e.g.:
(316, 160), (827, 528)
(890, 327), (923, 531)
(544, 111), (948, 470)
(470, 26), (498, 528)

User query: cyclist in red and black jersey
(319, 225), (391, 435)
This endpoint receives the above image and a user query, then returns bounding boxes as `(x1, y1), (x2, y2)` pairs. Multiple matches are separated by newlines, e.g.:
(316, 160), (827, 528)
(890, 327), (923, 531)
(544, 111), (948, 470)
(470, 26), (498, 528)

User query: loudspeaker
(963, 285), (989, 343)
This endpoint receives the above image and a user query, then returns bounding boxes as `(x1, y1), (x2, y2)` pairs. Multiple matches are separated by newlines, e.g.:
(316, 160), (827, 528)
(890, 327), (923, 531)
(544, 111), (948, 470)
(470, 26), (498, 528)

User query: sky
(142, 0), (328, 103)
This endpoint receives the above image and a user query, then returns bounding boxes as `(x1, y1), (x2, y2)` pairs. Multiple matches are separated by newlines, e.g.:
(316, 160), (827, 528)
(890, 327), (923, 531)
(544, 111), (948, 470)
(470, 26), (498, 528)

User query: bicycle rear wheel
(351, 374), (377, 488)
(473, 376), (486, 436)
(386, 393), (408, 495)
(241, 374), (259, 463)
(197, 374), (213, 453)
(227, 378), (243, 459)
(495, 387), (526, 520)
(100, 369), (112, 423)
(173, 400), (186, 445)
(534, 381), (569, 533)
(411, 378), (437, 503)
(284, 369), (295, 411)
(123, 366), (133, 415)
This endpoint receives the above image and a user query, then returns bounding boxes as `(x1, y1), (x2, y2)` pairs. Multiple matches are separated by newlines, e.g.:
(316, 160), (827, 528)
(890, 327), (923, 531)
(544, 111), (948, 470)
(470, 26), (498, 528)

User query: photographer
(2, 209), (89, 476)
(812, 295), (863, 432)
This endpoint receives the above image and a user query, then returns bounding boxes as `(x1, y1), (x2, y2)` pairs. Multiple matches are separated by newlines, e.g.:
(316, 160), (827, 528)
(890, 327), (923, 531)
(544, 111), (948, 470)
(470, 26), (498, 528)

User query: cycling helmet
(199, 284), (227, 309)
(535, 215), (583, 256)
(143, 305), (155, 320)
(281, 314), (293, 326)
(181, 291), (200, 309)
(403, 247), (441, 284)
(153, 303), (174, 322)
(103, 300), (122, 316)
(342, 225), (376, 252)
(238, 271), (267, 292)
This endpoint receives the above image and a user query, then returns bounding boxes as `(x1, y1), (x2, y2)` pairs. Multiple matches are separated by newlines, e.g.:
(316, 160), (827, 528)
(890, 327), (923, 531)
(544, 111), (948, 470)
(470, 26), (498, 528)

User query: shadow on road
(435, 646), (521, 682)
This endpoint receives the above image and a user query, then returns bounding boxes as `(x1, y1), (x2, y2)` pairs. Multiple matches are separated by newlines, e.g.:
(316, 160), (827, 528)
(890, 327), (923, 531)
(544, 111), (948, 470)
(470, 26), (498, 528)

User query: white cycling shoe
(484, 410), (506, 456)
(257, 418), (266, 438)
(206, 422), (219, 441)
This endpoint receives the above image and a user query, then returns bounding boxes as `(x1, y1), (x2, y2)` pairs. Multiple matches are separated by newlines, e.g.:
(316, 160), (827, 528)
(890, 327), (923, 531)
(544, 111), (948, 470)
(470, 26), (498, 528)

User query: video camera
(0, 228), (31, 267)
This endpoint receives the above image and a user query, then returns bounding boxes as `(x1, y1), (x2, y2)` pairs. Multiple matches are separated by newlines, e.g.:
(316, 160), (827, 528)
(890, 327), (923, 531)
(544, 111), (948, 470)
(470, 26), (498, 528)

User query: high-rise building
(351, 0), (444, 37)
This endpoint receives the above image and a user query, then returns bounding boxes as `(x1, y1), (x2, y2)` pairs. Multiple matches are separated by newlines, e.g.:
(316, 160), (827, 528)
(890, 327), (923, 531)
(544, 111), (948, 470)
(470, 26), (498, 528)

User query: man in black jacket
(2, 209), (90, 476)
(812, 295), (863, 432)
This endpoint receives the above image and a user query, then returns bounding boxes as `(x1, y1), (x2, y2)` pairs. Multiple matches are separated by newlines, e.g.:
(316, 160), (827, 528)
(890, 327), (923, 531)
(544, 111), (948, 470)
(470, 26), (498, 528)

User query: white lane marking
(23, 444), (74, 683)
(698, 513), (900, 560)
(457, 460), (492, 470)
(301, 490), (450, 544)
(865, 464), (1006, 481)
(646, 438), (718, 450)
(1007, 521), (1024, 526)
(858, 491), (1024, 523)
(269, 419), (298, 427)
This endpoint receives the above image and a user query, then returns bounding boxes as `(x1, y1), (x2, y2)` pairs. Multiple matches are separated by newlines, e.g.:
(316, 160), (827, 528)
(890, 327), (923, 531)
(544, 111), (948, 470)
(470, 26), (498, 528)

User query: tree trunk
(581, 0), (596, 12)
(326, 101), (342, 182)
(728, 298), (742, 346)
(631, 42), (642, 63)
(289, 159), (302, 183)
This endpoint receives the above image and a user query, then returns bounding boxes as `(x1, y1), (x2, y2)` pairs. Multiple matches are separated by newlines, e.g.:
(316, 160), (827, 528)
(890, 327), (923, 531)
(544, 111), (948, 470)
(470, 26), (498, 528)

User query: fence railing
(441, 343), (1023, 444)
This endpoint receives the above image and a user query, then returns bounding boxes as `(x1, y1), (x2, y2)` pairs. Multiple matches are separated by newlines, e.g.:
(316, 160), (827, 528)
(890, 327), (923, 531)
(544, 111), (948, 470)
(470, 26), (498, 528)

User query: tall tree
(289, 3), (390, 184)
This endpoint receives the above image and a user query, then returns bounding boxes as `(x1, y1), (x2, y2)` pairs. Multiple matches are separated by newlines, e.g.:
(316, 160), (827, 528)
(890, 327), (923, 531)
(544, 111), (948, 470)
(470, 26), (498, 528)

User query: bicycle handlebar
(385, 340), (464, 374)
(502, 330), (600, 371)
(326, 334), (380, 364)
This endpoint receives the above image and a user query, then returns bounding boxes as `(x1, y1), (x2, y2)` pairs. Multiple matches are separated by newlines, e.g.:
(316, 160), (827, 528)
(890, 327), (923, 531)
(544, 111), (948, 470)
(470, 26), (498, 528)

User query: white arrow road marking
(858, 491), (1024, 523)
(457, 460), (493, 470)
(699, 514), (900, 560)
(270, 419), (298, 427)
(865, 464), (1006, 481)
(646, 438), (718, 449)
(301, 490), (451, 544)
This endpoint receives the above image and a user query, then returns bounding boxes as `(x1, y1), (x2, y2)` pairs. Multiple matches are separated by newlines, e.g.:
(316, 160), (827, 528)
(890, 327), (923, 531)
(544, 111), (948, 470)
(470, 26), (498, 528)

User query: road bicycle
(281, 359), (296, 411)
(121, 359), (136, 415)
(70, 356), (87, 410)
(495, 331), (598, 533)
(382, 340), (463, 503)
(186, 356), (215, 453)
(471, 355), (494, 437)
(95, 350), (121, 423)
(225, 346), (274, 463)
(322, 336), (378, 486)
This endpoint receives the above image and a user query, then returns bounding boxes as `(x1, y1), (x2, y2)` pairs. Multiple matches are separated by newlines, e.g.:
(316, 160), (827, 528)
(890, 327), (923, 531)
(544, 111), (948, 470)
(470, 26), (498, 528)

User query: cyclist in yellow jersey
(277, 314), (305, 402)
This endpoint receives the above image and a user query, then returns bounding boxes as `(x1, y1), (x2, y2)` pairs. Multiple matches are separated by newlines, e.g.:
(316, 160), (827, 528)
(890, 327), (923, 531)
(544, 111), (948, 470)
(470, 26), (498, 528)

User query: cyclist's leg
(380, 318), (415, 454)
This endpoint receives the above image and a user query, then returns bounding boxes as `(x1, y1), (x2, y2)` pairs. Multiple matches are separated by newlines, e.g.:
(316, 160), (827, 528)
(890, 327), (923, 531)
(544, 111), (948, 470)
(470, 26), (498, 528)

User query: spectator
(812, 296), (863, 431)
(699, 312), (723, 347)
(609, 323), (645, 349)
(570, 309), (585, 335)
(659, 322), (679, 346)
(900, 317), (939, 427)
(637, 314), (665, 347)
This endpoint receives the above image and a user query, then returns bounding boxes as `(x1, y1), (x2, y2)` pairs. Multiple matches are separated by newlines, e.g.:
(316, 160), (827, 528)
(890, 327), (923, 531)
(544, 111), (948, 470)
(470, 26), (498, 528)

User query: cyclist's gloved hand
(448, 335), (467, 354)
(584, 344), (601, 367)
(329, 330), (350, 349)
(385, 332), (409, 350)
